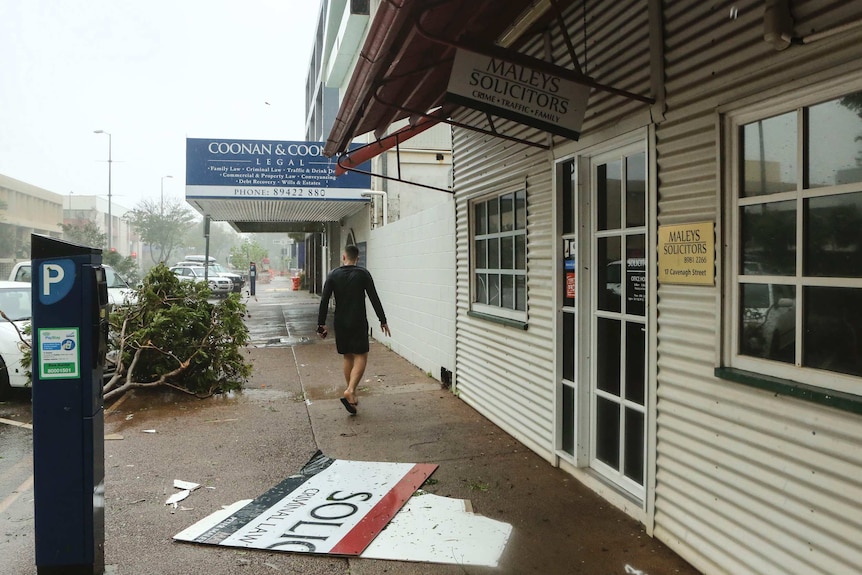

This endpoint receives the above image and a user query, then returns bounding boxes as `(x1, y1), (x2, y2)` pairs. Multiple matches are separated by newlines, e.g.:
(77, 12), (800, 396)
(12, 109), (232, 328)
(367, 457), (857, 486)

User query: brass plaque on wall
(658, 221), (715, 286)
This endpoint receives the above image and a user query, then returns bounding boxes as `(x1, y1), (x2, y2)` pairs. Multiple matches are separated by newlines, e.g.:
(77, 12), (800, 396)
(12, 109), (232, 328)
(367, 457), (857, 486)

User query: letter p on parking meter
(31, 234), (108, 575)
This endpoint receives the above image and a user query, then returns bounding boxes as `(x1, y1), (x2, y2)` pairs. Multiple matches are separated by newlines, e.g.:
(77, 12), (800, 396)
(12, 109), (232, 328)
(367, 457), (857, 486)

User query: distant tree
(0, 200), (17, 259)
(60, 221), (106, 249)
(229, 238), (268, 270)
(0, 222), (15, 259)
(103, 252), (141, 285)
(184, 219), (241, 264)
(124, 198), (196, 265)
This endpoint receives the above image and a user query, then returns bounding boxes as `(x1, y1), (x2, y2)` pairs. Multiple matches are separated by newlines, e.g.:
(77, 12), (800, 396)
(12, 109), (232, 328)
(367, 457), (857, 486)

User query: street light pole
(93, 130), (113, 252)
(160, 175), (173, 214)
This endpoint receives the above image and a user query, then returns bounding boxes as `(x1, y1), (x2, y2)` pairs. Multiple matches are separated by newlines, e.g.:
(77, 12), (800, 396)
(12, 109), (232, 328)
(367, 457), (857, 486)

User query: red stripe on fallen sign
(329, 463), (438, 555)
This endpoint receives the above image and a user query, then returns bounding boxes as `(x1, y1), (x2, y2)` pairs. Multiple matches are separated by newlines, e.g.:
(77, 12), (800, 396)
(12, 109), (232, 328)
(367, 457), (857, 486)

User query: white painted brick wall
(365, 199), (456, 382)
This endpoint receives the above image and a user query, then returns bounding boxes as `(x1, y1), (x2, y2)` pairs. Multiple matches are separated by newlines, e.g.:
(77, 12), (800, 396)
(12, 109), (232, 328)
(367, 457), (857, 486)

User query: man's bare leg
(342, 354), (355, 387)
(344, 352), (368, 405)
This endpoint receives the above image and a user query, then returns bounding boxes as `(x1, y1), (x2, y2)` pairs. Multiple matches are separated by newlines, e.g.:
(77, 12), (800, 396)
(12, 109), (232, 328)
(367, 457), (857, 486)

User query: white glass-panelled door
(590, 144), (648, 499)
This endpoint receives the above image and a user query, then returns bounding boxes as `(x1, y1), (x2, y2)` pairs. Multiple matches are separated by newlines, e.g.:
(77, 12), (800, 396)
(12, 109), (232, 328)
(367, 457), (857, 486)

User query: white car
(8, 261), (137, 307)
(176, 257), (245, 293)
(0, 281), (32, 398)
(169, 265), (233, 295)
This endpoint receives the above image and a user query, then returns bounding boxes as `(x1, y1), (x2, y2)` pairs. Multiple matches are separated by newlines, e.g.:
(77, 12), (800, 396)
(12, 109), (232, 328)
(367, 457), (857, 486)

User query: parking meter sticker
(38, 327), (80, 379)
(39, 259), (77, 304)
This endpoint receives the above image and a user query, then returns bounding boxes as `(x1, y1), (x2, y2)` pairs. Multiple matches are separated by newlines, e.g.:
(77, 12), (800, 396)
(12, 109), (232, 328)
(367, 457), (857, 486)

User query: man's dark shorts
(335, 326), (370, 355)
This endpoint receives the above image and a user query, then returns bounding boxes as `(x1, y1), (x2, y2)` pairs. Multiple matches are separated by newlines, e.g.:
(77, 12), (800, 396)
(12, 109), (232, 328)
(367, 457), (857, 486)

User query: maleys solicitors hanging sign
(446, 49), (590, 140)
(186, 139), (371, 200)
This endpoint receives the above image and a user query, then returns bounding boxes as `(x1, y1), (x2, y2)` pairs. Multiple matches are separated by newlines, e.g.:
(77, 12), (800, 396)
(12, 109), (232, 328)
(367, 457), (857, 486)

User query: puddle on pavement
(302, 385), (352, 401)
(106, 386), (300, 432)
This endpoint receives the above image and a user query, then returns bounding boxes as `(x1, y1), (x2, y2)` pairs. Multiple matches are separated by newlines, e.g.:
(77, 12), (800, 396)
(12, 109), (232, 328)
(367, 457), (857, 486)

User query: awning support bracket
(372, 91), (551, 150)
(336, 152), (455, 195)
(414, 9), (655, 105)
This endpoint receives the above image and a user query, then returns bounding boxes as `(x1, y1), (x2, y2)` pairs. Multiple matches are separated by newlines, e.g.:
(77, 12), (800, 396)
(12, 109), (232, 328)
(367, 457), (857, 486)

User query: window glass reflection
(808, 93), (862, 188)
(501, 275), (514, 309)
(623, 408), (644, 484)
(598, 236), (622, 312)
(475, 273), (487, 304)
(475, 202), (487, 235)
(488, 237), (500, 269)
(501, 236), (513, 269)
(476, 239), (487, 269)
(625, 322), (645, 405)
(516, 275), (526, 311)
(626, 235), (646, 316)
(516, 190), (527, 230)
(488, 198), (499, 233)
(516, 235), (526, 269)
(739, 283), (795, 363)
(500, 193), (514, 232)
(596, 397), (620, 468)
(563, 311), (575, 382)
(742, 112), (797, 197)
(805, 192), (862, 277)
(803, 287), (862, 377)
(597, 161), (622, 230)
(488, 274), (500, 306)
(596, 318), (621, 395)
(562, 162), (575, 234)
(562, 384), (575, 456)
(626, 152), (646, 227)
(741, 201), (796, 275)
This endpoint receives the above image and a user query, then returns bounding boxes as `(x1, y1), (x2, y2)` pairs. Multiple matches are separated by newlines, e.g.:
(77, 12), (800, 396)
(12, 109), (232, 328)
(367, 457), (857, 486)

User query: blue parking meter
(31, 235), (108, 575)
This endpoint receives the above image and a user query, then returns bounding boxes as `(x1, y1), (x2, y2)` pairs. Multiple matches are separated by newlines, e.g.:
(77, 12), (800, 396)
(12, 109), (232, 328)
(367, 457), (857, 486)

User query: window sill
(467, 310), (528, 330)
(714, 367), (862, 416)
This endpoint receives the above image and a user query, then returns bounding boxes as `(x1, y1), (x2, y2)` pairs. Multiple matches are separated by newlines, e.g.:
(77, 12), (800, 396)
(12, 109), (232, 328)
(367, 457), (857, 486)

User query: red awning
(323, 0), (565, 158)
(335, 106), (452, 176)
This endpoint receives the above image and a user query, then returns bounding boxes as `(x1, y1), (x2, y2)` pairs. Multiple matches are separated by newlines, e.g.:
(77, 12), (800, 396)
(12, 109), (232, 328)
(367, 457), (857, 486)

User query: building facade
(0, 174), (140, 279)
(323, 1), (862, 573)
(306, 0), (457, 384)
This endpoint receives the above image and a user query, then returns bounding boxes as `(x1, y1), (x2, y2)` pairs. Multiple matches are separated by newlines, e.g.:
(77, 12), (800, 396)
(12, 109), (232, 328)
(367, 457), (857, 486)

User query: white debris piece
(166, 490), (190, 508)
(166, 479), (202, 508)
(173, 480), (200, 491)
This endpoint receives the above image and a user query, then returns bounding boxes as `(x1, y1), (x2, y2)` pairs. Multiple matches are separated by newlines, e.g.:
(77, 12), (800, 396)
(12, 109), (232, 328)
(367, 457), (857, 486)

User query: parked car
(176, 256), (244, 293)
(169, 265), (233, 295)
(8, 261), (137, 307)
(742, 283), (795, 359)
(0, 281), (32, 398)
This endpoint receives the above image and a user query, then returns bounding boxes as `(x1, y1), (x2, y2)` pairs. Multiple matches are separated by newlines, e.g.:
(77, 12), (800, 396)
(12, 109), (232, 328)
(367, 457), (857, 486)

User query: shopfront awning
(324, 0), (654, 161)
(186, 198), (367, 233)
(324, 0), (566, 158)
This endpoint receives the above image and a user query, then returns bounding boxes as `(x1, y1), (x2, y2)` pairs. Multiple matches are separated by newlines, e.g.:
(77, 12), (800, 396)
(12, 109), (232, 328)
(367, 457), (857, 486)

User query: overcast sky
(0, 0), (321, 212)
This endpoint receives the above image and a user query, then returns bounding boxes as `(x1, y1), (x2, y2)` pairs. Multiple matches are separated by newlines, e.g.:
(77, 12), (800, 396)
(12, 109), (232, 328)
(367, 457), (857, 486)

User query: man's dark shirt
(317, 265), (386, 333)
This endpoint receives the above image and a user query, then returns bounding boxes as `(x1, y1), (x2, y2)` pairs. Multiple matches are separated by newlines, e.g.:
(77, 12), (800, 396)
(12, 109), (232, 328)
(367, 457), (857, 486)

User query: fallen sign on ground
(174, 451), (512, 567)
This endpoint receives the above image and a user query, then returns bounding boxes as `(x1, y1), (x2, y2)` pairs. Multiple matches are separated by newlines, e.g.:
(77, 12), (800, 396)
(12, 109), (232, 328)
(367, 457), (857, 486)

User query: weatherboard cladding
(453, 111), (556, 461)
(452, 0), (652, 465)
(451, 0), (862, 573)
(654, 1), (862, 574)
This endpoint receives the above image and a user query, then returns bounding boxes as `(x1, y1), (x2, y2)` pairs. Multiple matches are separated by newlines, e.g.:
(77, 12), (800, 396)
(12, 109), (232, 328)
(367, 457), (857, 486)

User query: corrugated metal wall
(453, 117), (557, 460)
(655, 1), (862, 573)
(453, 0), (862, 572)
(452, 0), (652, 463)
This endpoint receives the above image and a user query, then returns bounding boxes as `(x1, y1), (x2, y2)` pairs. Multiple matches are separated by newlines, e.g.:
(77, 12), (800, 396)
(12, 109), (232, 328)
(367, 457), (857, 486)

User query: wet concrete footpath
(3, 276), (701, 575)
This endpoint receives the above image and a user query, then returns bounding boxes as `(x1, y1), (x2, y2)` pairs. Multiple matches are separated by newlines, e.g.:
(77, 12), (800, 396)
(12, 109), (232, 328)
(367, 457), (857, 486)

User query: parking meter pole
(31, 234), (108, 575)
(249, 261), (256, 296)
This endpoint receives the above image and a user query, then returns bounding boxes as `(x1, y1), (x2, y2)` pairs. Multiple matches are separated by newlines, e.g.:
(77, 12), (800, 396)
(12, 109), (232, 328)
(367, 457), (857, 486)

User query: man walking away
(317, 244), (390, 415)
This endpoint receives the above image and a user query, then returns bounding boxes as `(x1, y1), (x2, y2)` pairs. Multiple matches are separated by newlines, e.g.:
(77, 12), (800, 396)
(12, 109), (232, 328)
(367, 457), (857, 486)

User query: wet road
(0, 281), (323, 572)
(244, 285), (321, 348)
(0, 389), (35, 566)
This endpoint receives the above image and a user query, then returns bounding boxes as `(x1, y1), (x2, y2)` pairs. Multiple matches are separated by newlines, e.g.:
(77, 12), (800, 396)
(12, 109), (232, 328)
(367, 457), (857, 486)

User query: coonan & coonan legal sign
(446, 49), (590, 140)
(186, 138), (371, 200)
